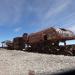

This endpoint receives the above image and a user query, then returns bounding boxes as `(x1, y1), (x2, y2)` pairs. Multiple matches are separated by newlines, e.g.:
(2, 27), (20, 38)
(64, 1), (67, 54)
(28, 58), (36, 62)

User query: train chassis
(25, 40), (75, 56)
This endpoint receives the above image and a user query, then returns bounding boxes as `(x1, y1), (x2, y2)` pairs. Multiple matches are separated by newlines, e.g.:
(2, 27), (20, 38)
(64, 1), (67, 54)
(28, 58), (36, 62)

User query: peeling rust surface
(5, 27), (75, 56)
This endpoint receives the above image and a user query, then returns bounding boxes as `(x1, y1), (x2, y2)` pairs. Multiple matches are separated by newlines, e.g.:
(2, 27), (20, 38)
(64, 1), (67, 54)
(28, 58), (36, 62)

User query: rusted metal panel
(22, 27), (75, 48)
(22, 27), (75, 45)
(28, 27), (59, 44)
(13, 37), (25, 50)
(6, 27), (75, 56)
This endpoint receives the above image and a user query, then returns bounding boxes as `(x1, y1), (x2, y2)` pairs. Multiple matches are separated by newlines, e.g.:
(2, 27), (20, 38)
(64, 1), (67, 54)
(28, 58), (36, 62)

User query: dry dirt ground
(0, 49), (75, 75)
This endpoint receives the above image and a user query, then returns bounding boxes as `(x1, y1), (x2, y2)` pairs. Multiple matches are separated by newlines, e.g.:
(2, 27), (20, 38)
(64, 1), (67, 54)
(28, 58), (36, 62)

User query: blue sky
(0, 0), (75, 43)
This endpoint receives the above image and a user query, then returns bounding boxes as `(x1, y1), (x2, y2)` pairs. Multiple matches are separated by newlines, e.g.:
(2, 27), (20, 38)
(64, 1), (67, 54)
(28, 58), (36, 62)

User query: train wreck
(4, 27), (75, 56)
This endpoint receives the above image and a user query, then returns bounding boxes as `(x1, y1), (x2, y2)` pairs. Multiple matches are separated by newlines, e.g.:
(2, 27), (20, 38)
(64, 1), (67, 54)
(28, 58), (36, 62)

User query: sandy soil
(0, 49), (75, 75)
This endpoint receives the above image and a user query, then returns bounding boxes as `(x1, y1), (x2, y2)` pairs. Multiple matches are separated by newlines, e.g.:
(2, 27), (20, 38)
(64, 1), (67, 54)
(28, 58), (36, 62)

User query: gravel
(0, 49), (75, 75)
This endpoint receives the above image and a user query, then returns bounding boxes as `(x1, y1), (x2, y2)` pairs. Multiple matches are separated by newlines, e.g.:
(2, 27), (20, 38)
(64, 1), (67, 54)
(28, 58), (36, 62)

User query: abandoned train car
(6, 27), (75, 56)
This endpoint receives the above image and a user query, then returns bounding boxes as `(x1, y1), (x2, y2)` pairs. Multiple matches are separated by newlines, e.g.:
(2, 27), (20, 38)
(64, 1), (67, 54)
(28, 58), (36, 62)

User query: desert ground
(0, 49), (75, 75)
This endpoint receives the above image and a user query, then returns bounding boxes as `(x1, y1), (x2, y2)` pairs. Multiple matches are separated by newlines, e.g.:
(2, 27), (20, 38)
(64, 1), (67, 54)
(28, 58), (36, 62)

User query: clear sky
(0, 0), (75, 43)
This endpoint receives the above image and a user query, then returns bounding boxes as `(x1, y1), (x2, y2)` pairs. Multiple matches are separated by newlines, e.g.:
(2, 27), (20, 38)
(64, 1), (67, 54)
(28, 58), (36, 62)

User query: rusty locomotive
(5, 27), (75, 56)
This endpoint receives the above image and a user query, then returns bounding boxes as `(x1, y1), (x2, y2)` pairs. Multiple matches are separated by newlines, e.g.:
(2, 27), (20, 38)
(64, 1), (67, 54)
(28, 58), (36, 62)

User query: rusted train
(6, 27), (75, 56)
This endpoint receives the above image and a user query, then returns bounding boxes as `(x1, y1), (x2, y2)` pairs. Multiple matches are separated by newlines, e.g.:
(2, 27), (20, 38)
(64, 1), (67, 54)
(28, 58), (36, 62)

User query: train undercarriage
(3, 27), (75, 56)
(24, 40), (75, 56)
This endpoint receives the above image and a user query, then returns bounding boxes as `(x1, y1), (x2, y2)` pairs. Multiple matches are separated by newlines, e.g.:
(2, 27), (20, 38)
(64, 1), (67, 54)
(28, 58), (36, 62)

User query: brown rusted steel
(13, 37), (25, 50)
(27, 27), (59, 44)
(6, 27), (75, 56)
(23, 27), (75, 55)
(26, 27), (75, 45)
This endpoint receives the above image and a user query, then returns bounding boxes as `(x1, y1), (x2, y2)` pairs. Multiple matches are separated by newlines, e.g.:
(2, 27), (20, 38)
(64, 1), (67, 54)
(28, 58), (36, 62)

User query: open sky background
(0, 0), (75, 45)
